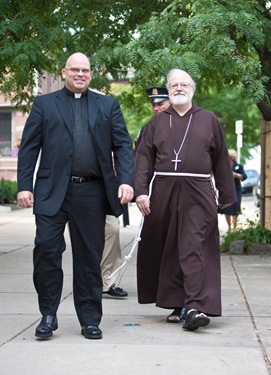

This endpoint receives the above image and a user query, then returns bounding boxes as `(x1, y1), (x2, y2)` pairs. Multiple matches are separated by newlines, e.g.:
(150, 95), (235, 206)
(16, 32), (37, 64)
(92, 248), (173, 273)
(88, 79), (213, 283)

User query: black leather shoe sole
(35, 315), (58, 338)
(104, 290), (128, 297)
(81, 325), (102, 339)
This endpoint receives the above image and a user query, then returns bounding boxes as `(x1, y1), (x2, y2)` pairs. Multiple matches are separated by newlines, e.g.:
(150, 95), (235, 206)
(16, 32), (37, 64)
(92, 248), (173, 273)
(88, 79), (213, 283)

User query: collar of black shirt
(64, 87), (88, 98)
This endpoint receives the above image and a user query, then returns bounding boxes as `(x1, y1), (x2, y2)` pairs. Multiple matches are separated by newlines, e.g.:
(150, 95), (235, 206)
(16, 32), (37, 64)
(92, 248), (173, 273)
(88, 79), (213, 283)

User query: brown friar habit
(134, 104), (237, 316)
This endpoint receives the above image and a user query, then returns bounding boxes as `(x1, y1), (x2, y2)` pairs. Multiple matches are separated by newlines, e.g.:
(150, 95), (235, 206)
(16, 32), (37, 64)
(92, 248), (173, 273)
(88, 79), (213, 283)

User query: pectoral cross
(171, 154), (182, 171)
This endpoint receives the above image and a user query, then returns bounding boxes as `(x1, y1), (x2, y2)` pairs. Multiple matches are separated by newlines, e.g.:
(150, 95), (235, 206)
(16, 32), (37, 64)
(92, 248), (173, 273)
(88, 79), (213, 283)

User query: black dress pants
(33, 179), (107, 327)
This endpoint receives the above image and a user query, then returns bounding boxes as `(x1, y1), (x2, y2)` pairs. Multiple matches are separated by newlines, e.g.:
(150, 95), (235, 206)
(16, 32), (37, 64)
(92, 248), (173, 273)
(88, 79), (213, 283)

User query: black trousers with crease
(33, 179), (107, 327)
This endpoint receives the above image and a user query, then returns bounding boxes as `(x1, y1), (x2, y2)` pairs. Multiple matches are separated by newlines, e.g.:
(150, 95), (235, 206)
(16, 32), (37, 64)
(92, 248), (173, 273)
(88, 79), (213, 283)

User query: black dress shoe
(182, 310), (210, 331)
(81, 325), (102, 339)
(35, 315), (58, 338)
(103, 284), (128, 297)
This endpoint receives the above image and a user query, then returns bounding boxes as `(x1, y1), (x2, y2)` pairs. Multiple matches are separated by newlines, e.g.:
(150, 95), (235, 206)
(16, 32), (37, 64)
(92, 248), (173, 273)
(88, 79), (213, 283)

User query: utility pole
(235, 120), (243, 163)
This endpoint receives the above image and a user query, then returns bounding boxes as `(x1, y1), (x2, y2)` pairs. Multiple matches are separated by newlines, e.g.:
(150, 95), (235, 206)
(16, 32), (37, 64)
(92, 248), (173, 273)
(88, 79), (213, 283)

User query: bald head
(65, 52), (90, 69)
(62, 52), (93, 93)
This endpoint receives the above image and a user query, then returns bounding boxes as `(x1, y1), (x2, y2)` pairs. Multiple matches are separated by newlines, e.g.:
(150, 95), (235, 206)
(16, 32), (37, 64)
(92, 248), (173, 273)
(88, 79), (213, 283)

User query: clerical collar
(64, 87), (88, 98)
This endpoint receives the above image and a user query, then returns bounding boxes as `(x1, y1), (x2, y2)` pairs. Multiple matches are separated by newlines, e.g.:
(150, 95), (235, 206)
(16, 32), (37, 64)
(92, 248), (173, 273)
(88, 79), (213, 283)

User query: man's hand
(17, 191), (34, 208)
(136, 195), (150, 216)
(118, 184), (134, 204)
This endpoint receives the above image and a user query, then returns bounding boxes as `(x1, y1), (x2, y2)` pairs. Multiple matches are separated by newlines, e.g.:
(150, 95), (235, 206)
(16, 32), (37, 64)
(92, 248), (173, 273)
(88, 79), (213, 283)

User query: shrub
(0, 180), (18, 204)
(220, 219), (271, 252)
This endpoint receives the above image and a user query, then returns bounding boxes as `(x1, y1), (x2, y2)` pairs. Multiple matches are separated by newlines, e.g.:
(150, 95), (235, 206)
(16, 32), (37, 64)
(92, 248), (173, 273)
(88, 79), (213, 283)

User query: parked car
(253, 176), (261, 207)
(241, 169), (259, 194)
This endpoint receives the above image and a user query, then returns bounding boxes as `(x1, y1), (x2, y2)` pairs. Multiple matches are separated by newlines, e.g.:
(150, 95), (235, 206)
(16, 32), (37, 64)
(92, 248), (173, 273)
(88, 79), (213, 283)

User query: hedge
(0, 179), (18, 204)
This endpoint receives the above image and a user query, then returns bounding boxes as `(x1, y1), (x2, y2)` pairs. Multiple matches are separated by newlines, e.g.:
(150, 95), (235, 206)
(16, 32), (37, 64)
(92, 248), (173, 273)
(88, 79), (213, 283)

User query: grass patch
(220, 219), (271, 252)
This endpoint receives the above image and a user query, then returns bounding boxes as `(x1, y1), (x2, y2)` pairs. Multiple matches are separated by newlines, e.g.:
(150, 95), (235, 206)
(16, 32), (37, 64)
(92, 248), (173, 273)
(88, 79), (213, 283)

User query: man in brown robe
(134, 68), (237, 331)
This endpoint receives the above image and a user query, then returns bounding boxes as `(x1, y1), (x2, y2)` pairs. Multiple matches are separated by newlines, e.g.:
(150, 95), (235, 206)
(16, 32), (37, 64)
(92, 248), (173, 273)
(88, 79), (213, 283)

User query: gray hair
(166, 68), (196, 91)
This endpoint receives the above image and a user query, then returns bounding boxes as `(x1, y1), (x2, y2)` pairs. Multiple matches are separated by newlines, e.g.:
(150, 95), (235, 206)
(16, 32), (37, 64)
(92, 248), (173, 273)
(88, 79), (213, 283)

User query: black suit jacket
(17, 88), (134, 217)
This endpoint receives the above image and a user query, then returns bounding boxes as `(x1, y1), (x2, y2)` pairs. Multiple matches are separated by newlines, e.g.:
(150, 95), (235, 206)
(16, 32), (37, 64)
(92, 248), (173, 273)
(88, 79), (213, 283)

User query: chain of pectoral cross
(170, 114), (193, 171)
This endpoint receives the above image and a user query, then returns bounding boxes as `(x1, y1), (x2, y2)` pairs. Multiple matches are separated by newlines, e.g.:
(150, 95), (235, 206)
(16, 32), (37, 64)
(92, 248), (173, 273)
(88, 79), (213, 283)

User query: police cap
(146, 86), (169, 103)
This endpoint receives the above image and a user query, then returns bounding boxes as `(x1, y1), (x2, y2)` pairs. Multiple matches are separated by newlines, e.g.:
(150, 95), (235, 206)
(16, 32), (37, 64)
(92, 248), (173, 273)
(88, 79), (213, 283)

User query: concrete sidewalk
(0, 203), (271, 375)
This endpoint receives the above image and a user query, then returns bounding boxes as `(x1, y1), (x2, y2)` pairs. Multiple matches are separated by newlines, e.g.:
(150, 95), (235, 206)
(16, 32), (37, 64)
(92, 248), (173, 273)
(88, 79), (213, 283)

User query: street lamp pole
(235, 120), (243, 164)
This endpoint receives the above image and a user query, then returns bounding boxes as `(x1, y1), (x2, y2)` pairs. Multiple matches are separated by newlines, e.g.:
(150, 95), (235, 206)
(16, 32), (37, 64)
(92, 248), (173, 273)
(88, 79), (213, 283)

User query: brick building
(0, 74), (63, 181)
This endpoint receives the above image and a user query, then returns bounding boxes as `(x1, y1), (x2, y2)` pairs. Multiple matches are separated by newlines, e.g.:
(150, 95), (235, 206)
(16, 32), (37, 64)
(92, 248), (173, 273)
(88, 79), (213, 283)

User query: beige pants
(101, 215), (122, 292)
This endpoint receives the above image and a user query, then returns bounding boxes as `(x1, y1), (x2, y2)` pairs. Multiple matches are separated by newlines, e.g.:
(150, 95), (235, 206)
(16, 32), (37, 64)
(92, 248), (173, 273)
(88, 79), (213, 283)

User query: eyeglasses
(65, 67), (91, 74)
(169, 82), (193, 90)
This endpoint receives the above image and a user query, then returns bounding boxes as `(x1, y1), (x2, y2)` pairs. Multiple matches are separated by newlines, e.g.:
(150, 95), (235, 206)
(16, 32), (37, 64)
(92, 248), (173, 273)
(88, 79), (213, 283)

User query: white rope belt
(148, 171), (211, 198)
(106, 170), (211, 283)
(154, 172), (211, 178)
(105, 215), (144, 282)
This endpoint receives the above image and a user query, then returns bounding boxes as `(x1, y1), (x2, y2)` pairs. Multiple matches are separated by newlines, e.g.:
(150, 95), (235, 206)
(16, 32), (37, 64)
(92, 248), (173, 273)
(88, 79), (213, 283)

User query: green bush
(0, 180), (18, 203)
(220, 219), (271, 252)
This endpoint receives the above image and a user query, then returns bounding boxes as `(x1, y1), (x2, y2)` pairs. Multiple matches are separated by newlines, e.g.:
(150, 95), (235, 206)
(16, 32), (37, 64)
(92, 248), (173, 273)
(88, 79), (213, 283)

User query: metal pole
(235, 120), (243, 164)
(237, 134), (242, 164)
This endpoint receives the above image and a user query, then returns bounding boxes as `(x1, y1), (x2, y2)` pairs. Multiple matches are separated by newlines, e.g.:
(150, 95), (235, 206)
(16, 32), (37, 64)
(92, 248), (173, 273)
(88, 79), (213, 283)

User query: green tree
(194, 87), (262, 162)
(112, 0), (271, 119)
(1, 0), (271, 225)
(0, 0), (170, 109)
(1, 0), (270, 118)
(108, 0), (271, 227)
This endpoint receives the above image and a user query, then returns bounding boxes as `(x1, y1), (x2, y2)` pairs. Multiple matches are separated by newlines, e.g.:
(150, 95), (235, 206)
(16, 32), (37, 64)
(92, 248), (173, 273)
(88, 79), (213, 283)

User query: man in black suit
(17, 52), (134, 340)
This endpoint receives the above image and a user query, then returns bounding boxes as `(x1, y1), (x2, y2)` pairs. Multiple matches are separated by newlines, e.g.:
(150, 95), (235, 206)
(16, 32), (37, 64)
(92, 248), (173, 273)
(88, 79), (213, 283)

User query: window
(0, 112), (11, 156)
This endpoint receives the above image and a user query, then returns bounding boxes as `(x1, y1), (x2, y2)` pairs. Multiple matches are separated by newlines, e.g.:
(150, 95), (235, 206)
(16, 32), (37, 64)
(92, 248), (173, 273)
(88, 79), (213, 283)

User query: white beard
(169, 94), (192, 105)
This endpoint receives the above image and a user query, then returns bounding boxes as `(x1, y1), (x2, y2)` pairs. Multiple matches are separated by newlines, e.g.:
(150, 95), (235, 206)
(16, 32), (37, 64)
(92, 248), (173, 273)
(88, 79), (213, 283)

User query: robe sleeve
(211, 115), (238, 205)
(134, 118), (156, 197)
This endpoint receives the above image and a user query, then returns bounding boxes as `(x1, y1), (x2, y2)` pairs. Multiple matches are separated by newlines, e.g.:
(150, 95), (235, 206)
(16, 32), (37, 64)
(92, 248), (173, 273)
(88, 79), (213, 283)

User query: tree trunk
(261, 120), (271, 229)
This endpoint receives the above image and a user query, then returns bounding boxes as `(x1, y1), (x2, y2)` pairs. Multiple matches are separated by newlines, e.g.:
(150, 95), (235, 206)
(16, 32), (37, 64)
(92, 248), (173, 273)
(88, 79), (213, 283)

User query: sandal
(166, 307), (187, 323)
(182, 310), (210, 331)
